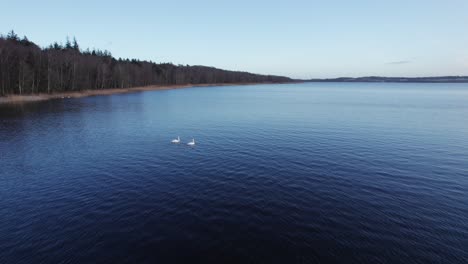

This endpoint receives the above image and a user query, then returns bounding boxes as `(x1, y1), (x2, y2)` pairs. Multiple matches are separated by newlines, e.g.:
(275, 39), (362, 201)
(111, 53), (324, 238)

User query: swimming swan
(187, 139), (195, 146)
(171, 136), (180, 143)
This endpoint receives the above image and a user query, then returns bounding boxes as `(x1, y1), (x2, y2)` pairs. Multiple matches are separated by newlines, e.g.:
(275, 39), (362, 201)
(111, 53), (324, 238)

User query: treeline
(0, 31), (292, 95)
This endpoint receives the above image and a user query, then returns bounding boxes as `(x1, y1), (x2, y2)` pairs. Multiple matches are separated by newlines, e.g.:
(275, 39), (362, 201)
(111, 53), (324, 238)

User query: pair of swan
(171, 136), (195, 146)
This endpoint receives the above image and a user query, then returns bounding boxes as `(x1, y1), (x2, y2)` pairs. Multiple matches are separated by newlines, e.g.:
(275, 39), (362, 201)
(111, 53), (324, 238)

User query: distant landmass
(307, 76), (468, 83)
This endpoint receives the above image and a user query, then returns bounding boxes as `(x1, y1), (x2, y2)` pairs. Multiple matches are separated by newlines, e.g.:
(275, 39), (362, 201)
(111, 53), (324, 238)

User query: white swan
(187, 139), (195, 146)
(171, 136), (180, 143)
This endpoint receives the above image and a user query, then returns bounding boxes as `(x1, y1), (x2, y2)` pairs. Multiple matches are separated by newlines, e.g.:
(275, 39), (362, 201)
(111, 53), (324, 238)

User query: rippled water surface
(1, 83), (468, 263)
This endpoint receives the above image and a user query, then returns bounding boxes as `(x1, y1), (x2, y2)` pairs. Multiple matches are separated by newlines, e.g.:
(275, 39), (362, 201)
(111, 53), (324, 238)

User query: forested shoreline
(0, 31), (292, 96)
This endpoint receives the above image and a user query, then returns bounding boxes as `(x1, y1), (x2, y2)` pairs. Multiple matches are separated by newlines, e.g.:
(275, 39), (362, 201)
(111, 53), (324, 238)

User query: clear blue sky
(1, 0), (467, 78)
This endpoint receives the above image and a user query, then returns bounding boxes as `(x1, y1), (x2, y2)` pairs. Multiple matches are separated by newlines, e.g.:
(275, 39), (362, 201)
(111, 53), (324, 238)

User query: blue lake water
(1, 82), (468, 263)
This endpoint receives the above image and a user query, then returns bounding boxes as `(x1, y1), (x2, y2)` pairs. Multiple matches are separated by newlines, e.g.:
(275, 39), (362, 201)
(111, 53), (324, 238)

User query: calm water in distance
(1, 83), (468, 263)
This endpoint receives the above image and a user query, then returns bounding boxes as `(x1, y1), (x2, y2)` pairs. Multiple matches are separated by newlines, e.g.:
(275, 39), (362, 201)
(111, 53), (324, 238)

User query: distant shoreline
(2, 78), (466, 105)
(0, 82), (285, 105)
(306, 76), (468, 83)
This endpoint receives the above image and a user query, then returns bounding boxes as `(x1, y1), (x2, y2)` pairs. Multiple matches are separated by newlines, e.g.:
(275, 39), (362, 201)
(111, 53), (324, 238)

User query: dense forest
(0, 31), (292, 96)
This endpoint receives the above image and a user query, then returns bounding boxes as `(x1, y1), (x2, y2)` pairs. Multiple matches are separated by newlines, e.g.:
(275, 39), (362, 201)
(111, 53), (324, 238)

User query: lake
(1, 82), (467, 263)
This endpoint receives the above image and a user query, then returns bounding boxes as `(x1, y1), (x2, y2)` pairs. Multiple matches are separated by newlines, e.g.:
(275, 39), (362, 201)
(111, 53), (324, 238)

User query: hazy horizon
(1, 0), (467, 79)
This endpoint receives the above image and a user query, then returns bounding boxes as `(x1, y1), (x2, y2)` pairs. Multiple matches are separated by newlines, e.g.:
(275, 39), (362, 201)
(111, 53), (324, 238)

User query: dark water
(1, 83), (468, 263)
